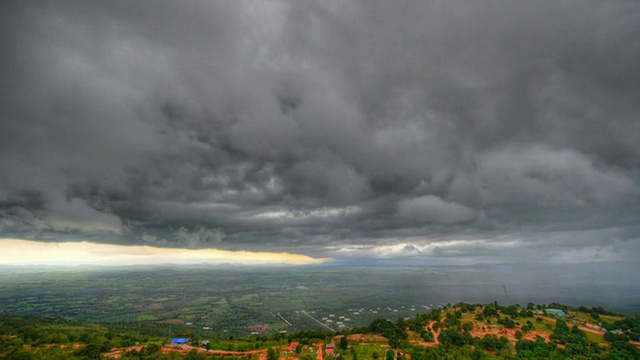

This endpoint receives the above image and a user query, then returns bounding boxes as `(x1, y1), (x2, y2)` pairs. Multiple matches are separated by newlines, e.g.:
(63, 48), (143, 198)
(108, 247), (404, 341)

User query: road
(276, 312), (293, 328)
(314, 343), (324, 360)
(301, 310), (336, 333)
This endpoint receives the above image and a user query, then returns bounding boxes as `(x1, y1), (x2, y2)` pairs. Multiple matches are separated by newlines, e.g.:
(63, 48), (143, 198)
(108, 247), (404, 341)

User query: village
(100, 303), (640, 359)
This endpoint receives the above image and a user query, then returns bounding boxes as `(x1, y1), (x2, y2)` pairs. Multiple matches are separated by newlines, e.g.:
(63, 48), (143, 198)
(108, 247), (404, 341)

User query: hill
(1, 302), (639, 359)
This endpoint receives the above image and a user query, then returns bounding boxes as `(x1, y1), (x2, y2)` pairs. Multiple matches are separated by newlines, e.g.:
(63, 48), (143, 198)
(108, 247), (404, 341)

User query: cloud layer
(0, 239), (324, 266)
(1, 0), (639, 264)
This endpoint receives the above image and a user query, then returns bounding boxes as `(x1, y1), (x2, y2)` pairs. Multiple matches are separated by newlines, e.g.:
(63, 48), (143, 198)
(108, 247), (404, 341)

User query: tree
(438, 329), (473, 347)
(386, 350), (394, 360)
(515, 330), (523, 340)
(140, 343), (162, 355)
(340, 336), (348, 350)
(419, 329), (434, 342)
(267, 347), (278, 360)
(550, 319), (570, 344)
(462, 322), (473, 332)
(74, 343), (102, 359)
(479, 334), (507, 351)
(185, 349), (206, 360)
(503, 318), (516, 329)
(483, 304), (498, 317)
(6, 348), (35, 360)
(369, 319), (393, 333)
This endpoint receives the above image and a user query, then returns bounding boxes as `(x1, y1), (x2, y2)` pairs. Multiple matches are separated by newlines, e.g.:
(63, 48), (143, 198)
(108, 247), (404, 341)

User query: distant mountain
(401, 244), (422, 255)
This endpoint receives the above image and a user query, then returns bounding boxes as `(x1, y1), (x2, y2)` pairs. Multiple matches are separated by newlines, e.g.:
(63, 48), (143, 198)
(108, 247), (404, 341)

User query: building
(248, 324), (270, 332)
(288, 342), (300, 352)
(326, 343), (335, 355)
(171, 338), (189, 346)
(545, 309), (566, 318)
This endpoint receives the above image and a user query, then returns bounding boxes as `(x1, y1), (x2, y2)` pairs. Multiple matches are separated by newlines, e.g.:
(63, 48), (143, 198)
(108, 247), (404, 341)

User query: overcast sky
(1, 0), (640, 265)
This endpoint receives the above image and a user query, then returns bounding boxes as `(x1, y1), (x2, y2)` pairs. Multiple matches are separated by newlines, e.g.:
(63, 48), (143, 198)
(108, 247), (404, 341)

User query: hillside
(1, 302), (639, 359)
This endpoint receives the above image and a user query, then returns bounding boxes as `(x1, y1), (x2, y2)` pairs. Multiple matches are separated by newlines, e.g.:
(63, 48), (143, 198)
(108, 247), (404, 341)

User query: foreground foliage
(1, 302), (639, 359)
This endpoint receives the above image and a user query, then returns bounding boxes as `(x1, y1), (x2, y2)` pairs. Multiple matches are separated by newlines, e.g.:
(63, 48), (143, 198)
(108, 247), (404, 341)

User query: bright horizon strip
(0, 239), (328, 266)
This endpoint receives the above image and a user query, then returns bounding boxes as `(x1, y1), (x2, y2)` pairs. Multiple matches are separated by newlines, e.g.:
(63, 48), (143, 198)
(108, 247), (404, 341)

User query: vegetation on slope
(1, 302), (639, 359)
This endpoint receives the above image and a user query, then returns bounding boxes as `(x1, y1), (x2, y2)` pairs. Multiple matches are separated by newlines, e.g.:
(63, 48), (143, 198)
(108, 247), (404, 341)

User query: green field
(1, 301), (639, 360)
(0, 266), (452, 336)
(0, 265), (638, 338)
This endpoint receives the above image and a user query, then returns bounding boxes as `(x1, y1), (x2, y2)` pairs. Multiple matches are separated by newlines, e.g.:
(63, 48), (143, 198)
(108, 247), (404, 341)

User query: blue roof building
(171, 338), (189, 345)
(545, 309), (566, 318)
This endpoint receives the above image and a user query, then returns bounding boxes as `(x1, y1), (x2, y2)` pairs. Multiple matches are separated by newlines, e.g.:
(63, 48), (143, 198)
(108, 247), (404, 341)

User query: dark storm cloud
(1, 0), (639, 262)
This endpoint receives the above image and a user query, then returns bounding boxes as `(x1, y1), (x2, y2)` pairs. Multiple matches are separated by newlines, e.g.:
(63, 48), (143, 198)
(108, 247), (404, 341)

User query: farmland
(0, 264), (638, 338)
(1, 301), (639, 359)
(0, 266), (457, 336)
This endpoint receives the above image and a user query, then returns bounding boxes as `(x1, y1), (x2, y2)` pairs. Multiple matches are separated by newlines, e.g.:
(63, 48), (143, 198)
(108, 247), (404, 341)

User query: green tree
(6, 348), (36, 360)
(140, 343), (161, 356)
(462, 322), (473, 332)
(340, 337), (348, 350)
(267, 347), (278, 360)
(385, 350), (394, 360)
(478, 334), (507, 351)
(185, 349), (206, 360)
(550, 319), (570, 344)
(369, 319), (393, 333)
(74, 343), (102, 359)
(419, 329), (434, 342)
(438, 329), (473, 347)
(503, 318), (516, 329)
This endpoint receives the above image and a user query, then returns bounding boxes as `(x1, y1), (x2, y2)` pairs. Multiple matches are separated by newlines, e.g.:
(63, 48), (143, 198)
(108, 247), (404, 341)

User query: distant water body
(322, 261), (640, 314)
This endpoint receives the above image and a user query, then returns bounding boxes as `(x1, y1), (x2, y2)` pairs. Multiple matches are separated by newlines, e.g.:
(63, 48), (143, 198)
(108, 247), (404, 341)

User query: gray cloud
(1, 0), (639, 263)
(175, 226), (225, 248)
(398, 195), (478, 224)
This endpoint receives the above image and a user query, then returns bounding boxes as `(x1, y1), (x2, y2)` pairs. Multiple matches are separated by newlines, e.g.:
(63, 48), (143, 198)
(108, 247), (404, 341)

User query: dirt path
(409, 320), (441, 348)
(104, 344), (269, 359)
(577, 325), (605, 336)
(428, 321), (441, 345)
(314, 343), (323, 360)
(346, 334), (388, 342)
(103, 346), (143, 359)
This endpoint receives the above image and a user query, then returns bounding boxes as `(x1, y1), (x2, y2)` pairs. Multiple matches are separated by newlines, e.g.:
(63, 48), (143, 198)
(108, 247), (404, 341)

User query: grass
(584, 331), (605, 344)
(351, 343), (387, 360)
